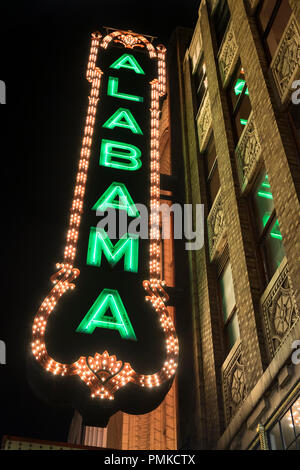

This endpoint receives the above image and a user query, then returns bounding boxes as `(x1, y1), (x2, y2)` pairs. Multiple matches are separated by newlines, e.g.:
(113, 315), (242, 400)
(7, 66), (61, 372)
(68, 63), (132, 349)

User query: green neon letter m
(87, 228), (139, 273)
(76, 288), (137, 341)
(100, 139), (142, 171)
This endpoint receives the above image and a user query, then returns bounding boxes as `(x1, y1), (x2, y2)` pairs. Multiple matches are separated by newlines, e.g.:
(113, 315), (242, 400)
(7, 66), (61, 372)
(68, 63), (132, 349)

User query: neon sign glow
(30, 30), (178, 417)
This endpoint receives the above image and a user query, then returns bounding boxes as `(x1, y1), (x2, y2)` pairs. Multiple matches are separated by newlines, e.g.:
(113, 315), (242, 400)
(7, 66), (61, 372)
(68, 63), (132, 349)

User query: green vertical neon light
(109, 54), (145, 74)
(76, 288), (137, 340)
(92, 182), (139, 217)
(262, 212), (271, 228)
(102, 108), (143, 135)
(240, 118), (248, 126)
(100, 139), (142, 171)
(107, 77), (144, 103)
(257, 191), (273, 200)
(270, 220), (283, 240)
(234, 79), (249, 96)
(87, 227), (139, 273)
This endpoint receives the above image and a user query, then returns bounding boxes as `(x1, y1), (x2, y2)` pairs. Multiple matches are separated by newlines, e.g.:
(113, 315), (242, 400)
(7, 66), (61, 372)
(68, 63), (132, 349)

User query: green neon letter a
(100, 139), (142, 171)
(110, 54), (145, 74)
(87, 228), (139, 273)
(102, 108), (143, 135)
(76, 288), (137, 340)
(92, 182), (139, 217)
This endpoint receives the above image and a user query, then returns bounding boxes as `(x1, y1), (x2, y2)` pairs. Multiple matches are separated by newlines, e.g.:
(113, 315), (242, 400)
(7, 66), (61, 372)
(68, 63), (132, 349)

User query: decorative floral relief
(235, 112), (262, 191)
(114, 34), (145, 50)
(261, 259), (299, 359)
(197, 91), (212, 152)
(207, 189), (226, 261)
(222, 342), (247, 424)
(190, 22), (202, 73)
(218, 21), (239, 85)
(271, 15), (300, 102)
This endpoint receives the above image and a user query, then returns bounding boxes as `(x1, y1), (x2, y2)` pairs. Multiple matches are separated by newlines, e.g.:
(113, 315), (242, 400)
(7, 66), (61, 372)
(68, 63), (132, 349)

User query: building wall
(172, 0), (300, 450)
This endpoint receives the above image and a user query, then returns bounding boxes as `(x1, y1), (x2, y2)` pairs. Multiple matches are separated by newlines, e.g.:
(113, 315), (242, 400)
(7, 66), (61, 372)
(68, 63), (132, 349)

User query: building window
(212, 0), (231, 51)
(193, 54), (208, 111)
(219, 261), (240, 356)
(268, 394), (300, 450)
(252, 171), (285, 284)
(257, 0), (292, 61)
(205, 135), (220, 209)
(229, 63), (252, 143)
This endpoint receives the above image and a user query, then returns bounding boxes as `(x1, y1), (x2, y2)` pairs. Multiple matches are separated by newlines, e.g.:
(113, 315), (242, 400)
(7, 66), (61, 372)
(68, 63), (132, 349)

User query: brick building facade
(170, 0), (300, 450)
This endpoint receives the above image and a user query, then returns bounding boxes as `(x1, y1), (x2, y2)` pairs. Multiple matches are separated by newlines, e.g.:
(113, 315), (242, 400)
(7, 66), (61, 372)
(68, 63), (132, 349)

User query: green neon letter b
(100, 139), (142, 171)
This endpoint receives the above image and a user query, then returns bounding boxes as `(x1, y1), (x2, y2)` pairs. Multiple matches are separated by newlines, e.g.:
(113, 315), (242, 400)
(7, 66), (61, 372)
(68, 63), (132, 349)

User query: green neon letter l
(107, 77), (144, 103)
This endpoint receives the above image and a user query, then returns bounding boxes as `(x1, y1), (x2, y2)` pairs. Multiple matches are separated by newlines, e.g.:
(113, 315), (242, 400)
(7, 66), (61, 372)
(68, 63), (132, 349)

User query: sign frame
(30, 30), (178, 416)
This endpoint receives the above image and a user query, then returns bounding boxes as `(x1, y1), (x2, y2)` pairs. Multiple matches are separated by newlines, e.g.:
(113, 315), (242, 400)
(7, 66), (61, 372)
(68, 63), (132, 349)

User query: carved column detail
(190, 20), (202, 73)
(196, 91), (212, 152)
(271, 14), (300, 103)
(209, 0), (220, 13)
(222, 342), (247, 425)
(235, 111), (262, 192)
(261, 258), (299, 360)
(247, 0), (260, 12)
(218, 21), (239, 86)
(207, 189), (226, 261)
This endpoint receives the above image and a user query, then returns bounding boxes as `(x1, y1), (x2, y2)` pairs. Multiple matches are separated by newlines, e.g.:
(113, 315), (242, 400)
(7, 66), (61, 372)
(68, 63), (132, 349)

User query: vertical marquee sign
(29, 30), (178, 425)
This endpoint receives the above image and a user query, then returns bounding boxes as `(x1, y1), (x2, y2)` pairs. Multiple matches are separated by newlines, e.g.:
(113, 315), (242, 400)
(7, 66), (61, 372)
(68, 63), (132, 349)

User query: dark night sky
(0, 0), (199, 444)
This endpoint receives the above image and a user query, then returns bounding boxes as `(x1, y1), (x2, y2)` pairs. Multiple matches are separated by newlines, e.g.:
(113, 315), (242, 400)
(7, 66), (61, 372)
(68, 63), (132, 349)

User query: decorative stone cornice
(235, 111), (262, 192)
(271, 14), (300, 103)
(207, 188), (226, 261)
(261, 258), (299, 360)
(218, 21), (239, 86)
(196, 91), (212, 152)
